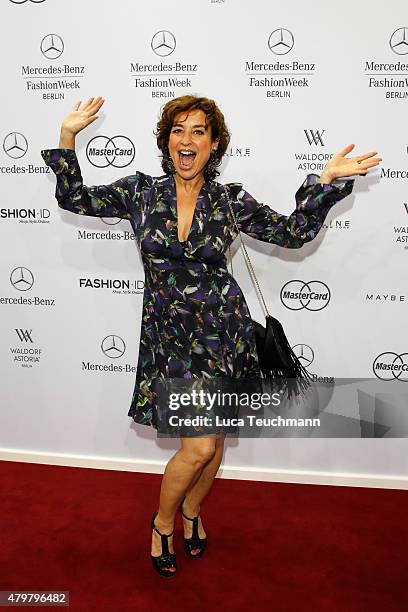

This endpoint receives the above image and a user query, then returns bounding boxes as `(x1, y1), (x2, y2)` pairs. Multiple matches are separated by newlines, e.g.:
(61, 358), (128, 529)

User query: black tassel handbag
(223, 184), (313, 398)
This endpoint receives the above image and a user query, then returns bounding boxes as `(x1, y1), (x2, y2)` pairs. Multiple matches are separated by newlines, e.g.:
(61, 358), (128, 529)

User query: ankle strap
(152, 521), (174, 538)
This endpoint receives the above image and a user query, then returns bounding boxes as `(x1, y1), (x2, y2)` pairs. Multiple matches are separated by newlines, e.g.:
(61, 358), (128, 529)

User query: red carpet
(0, 459), (407, 612)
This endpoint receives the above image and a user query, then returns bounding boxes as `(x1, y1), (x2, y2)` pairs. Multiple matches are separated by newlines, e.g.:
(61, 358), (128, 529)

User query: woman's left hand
(321, 144), (382, 181)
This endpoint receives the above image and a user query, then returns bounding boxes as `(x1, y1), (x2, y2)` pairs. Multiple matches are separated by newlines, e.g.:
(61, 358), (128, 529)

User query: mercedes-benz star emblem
(3, 132), (28, 159)
(151, 30), (176, 57)
(101, 335), (126, 359)
(267, 28), (294, 55)
(389, 27), (408, 55)
(292, 344), (315, 368)
(40, 34), (64, 60)
(10, 267), (35, 291)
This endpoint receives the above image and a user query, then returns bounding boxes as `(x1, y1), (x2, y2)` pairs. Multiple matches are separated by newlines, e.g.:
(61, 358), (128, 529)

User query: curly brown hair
(154, 95), (231, 181)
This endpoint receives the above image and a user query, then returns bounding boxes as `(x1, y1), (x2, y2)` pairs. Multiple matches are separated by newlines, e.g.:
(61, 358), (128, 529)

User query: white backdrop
(1, 0), (407, 483)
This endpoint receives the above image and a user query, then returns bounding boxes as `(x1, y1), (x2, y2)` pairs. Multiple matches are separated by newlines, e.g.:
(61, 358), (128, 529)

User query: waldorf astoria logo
(21, 34), (86, 101)
(85, 135), (136, 168)
(244, 27), (317, 100)
(10, 328), (43, 368)
(129, 30), (199, 98)
(280, 280), (331, 311)
(364, 27), (408, 100)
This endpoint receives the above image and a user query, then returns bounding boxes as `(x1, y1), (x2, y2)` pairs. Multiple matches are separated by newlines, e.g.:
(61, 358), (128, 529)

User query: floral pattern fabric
(41, 148), (354, 429)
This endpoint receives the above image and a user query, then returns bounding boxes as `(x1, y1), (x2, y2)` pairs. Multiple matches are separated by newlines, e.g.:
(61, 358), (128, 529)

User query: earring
(163, 151), (175, 175)
(205, 148), (219, 180)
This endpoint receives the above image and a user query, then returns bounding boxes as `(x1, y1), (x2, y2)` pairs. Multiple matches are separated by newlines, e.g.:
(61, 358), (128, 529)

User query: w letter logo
(15, 329), (34, 342)
(304, 129), (325, 146)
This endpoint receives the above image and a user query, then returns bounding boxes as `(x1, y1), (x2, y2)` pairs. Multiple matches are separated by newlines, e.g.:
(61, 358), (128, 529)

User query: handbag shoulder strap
(223, 184), (270, 317)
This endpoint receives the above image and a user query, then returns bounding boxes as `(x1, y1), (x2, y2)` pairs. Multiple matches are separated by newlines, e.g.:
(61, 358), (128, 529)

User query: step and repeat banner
(1, 0), (407, 477)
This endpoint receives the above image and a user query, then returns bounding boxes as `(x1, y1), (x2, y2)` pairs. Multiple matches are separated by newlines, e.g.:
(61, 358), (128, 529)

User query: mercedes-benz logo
(373, 352), (408, 381)
(267, 28), (294, 55)
(292, 344), (314, 368)
(86, 135), (136, 168)
(280, 280), (331, 311)
(151, 30), (176, 57)
(40, 34), (64, 60)
(3, 132), (28, 159)
(389, 27), (408, 55)
(101, 335), (126, 359)
(10, 267), (34, 291)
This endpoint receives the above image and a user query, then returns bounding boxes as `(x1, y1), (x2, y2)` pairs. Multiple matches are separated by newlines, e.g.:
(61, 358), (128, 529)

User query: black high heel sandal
(180, 498), (208, 558)
(151, 510), (177, 577)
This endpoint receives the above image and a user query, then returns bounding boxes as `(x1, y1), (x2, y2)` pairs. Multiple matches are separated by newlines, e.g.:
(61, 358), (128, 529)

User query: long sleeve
(40, 147), (141, 220)
(226, 173), (355, 249)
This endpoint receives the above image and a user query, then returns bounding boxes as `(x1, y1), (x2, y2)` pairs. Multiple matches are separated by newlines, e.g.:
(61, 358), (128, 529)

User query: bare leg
(181, 434), (226, 542)
(151, 435), (218, 558)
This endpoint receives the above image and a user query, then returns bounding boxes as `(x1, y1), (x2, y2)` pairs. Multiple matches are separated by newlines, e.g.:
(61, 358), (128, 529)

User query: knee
(185, 441), (216, 466)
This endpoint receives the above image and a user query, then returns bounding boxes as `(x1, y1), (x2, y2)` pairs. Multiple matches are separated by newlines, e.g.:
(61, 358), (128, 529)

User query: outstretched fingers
(85, 96), (105, 116)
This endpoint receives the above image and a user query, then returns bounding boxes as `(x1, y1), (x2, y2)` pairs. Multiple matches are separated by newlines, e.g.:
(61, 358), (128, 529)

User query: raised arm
(226, 174), (355, 249)
(225, 144), (382, 249)
(41, 97), (139, 219)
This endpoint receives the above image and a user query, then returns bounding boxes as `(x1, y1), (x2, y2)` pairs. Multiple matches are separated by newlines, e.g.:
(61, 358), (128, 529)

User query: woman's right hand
(59, 96), (105, 151)
(60, 96), (105, 137)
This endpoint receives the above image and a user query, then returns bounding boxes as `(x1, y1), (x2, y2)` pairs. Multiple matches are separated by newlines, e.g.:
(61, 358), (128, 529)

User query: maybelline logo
(1, 208), (50, 223)
(10, 328), (42, 368)
(86, 136), (136, 168)
(280, 280), (331, 311)
(0, 267), (55, 307)
(292, 343), (334, 383)
(245, 28), (316, 99)
(373, 352), (408, 381)
(365, 28), (408, 100)
(130, 31), (199, 97)
(81, 335), (136, 373)
(79, 277), (144, 294)
(2, 132), (50, 174)
(366, 293), (406, 302)
(21, 34), (86, 100)
(223, 146), (251, 158)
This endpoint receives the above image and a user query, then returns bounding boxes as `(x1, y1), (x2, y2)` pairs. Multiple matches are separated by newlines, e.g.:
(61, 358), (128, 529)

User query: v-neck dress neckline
(170, 173), (208, 246)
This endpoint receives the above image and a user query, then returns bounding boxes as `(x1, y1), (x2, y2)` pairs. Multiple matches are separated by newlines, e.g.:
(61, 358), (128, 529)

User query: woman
(41, 95), (381, 577)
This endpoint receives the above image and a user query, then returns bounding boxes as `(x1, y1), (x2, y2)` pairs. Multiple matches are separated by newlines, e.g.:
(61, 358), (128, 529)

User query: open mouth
(178, 150), (196, 170)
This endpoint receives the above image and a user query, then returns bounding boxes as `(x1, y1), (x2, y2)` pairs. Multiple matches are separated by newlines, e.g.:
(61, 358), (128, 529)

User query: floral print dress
(41, 148), (354, 430)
